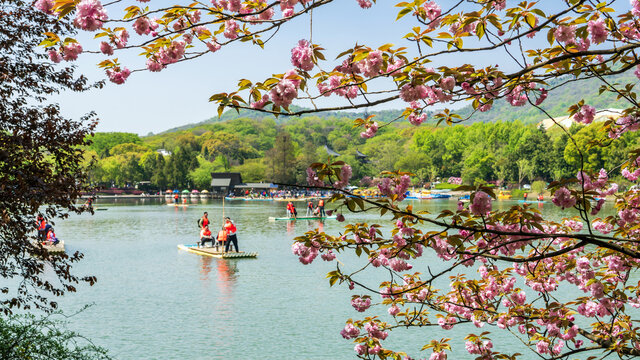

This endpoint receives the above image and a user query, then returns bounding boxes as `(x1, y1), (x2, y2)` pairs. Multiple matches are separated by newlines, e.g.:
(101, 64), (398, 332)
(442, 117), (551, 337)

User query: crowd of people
(198, 212), (239, 252)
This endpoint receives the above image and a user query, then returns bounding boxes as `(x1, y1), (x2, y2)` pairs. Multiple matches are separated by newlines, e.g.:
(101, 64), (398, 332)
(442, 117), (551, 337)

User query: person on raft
(306, 201), (314, 216)
(223, 217), (239, 253)
(199, 225), (214, 248)
(43, 227), (59, 246)
(286, 201), (297, 218)
(198, 212), (209, 229)
(36, 214), (51, 242)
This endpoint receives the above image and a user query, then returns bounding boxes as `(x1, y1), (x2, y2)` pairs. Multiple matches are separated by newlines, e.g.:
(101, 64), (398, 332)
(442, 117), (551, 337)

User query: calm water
(51, 198), (610, 359)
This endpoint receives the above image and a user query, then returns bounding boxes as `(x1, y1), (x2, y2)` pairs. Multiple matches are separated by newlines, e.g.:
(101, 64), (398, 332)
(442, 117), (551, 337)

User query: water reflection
(286, 220), (295, 235)
(199, 256), (213, 280)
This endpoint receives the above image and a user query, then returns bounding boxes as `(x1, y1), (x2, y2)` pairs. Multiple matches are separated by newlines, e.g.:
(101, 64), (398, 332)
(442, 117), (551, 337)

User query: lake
(52, 197), (607, 359)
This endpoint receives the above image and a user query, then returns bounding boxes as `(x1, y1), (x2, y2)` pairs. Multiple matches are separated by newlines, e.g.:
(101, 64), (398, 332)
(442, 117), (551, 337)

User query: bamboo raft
(166, 204), (189, 207)
(42, 240), (65, 253)
(177, 244), (258, 259)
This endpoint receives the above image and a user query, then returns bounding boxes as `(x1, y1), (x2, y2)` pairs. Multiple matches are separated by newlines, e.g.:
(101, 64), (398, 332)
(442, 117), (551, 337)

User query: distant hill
(155, 71), (637, 135)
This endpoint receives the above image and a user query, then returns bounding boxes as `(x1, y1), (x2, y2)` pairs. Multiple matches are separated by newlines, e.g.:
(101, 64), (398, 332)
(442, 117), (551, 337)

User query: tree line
(86, 115), (640, 190)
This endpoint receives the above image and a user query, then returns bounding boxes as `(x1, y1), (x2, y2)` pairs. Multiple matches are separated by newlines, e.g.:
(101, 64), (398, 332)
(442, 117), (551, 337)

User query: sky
(50, 1), (630, 135)
(52, 1), (415, 135)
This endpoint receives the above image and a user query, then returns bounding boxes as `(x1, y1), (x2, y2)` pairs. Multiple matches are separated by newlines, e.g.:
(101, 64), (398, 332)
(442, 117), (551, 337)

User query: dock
(268, 215), (337, 221)
(177, 244), (257, 259)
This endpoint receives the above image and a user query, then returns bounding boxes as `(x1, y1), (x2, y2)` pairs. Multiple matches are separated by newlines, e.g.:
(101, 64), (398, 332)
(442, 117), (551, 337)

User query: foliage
(43, 0), (640, 358)
(0, 312), (110, 360)
(0, 0), (102, 314)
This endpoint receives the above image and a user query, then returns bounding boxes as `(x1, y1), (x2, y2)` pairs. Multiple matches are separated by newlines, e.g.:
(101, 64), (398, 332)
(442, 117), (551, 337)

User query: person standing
(286, 201), (296, 218)
(317, 198), (326, 217)
(198, 212), (209, 229)
(223, 217), (239, 253)
(173, 193), (179, 204)
(306, 201), (314, 216)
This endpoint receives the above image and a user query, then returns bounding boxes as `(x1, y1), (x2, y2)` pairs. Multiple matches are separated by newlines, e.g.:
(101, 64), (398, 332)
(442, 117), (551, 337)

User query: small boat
(497, 191), (512, 200)
(268, 215), (337, 221)
(518, 199), (545, 203)
(94, 207), (108, 211)
(177, 244), (257, 259)
(167, 203), (189, 207)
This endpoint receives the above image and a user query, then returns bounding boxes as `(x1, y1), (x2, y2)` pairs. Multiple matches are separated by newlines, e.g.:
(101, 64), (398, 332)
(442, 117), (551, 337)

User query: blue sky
(51, 1), (629, 135)
(53, 1), (414, 134)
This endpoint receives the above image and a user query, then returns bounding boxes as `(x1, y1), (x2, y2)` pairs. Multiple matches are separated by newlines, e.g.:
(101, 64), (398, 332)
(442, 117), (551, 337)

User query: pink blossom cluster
(357, 50), (383, 78)
(291, 241), (319, 264)
(356, 0), (372, 9)
(377, 175), (411, 201)
(588, 18), (608, 44)
(48, 50), (63, 63)
(306, 167), (324, 187)
(317, 75), (358, 99)
(133, 17), (159, 36)
(224, 20), (239, 39)
(551, 187), (576, 209)
(407, 102), (426, 125)
(505, 85), (528, 106)
(269, 70), (300, 107)
(633, 0), (640, 17)
(422, 1), (441, 28)
(106, 67), (131, 84)
(290, 39), (314, 71)
(464, 340), (493, 356)
(492, 0), (506, 10)
(573, 104), (596, 124)
(555, 25), (576, 45)
(206, 40), (222, 53)
(470, 191), (492, 216)
(440, 76), (455, 91)
(399, 84), (429, 102)
(148, 40), (186, 71)
(100, 42), (113, 55)
(340, 323), (360, 339)
(333, 165), (353, 189)
(73, 0), (108, 31)
(364, 321), (388, 340)
(320, 250), (336, 261)
(34, 0), (55, 15)
(385, 59), (405, 75)
(609, 115), (640, 139)
(447, 177), (462, 185)
(429, 351), (447, 360)
(351, 296), (372, 312)
(360, 121), (378, 138)
(62, 43), (83, 61)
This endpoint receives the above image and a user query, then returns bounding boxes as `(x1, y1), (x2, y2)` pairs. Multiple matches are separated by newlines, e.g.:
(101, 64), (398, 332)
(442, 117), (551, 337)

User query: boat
(167, 203), (189, 207)
(497, 191), (512, 200)
(517, 199), (545, 203)
(177, 244), (258, 258)
(405, 189), (452, 200)
(225, 196), (273, 201)
(199, 190), (210, 199)
(268, 215), (337, 221)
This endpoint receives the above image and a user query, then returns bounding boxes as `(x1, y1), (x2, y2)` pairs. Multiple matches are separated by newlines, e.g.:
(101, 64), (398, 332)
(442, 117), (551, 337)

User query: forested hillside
(84, 71), (639, 190)
(85, 117), (640, 190)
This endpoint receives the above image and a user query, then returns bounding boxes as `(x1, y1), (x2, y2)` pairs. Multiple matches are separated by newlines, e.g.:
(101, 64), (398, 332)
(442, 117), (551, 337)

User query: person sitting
(216, 227), (228, 252)
(43, 227), (59, 246)
(199, 225), (214, 248)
